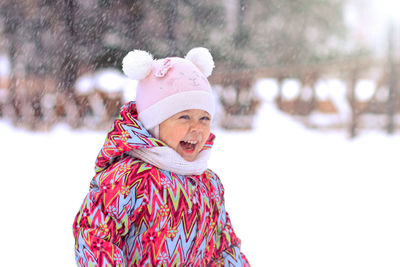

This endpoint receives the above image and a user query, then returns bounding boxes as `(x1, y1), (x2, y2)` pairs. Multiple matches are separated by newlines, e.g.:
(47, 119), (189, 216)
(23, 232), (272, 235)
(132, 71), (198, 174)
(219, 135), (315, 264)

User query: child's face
(159, 109), (211, 162)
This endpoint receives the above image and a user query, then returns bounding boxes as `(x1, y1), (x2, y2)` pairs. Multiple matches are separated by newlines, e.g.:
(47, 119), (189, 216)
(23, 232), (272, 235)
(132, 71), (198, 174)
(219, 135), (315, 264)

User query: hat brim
(138, 90), (215, 130)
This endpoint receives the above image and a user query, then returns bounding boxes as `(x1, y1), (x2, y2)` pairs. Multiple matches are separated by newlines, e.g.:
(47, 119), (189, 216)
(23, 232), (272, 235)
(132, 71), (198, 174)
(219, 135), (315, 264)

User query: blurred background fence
(0, 0), (399, 137)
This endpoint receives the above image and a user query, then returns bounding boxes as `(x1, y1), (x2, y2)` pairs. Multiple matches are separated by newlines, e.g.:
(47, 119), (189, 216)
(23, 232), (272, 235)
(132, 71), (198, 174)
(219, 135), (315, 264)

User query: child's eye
(179, 115), (190, 120)
(200, 116), (210, 121)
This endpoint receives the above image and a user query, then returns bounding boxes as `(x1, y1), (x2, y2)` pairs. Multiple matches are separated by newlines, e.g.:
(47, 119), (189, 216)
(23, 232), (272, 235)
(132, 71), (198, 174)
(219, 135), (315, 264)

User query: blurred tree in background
(0, 0), (229, 89)
(0, 0), (351, 130)
(0, 0), (347, 87)
(219, 0), (347, 69)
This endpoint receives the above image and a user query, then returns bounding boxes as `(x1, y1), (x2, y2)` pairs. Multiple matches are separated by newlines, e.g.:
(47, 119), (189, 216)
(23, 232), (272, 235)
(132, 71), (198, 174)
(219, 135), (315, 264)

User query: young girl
(73, 47), (250, 266)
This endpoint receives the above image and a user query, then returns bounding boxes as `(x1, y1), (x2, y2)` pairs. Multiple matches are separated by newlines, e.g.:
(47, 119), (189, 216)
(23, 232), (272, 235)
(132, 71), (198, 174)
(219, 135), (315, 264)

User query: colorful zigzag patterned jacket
(73, 101), (250, 266)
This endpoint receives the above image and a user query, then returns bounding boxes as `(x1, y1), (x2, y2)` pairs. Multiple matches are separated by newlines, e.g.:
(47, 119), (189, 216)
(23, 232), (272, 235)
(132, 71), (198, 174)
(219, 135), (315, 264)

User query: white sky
(345, 0), (400, 58)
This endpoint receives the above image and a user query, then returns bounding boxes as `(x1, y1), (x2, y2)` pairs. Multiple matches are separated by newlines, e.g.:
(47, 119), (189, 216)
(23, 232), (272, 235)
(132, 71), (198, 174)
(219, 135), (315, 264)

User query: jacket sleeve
(73, 166), (147, 267)
(210, 176), (250, 267)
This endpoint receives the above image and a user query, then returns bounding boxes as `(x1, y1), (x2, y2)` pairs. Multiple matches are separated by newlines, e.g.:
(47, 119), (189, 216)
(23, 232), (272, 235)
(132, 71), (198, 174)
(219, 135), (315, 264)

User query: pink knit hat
(122, 47), (215, 137)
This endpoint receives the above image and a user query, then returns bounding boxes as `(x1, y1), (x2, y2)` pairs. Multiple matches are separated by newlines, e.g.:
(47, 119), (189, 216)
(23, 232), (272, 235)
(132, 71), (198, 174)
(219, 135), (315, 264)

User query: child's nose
(189, 121), (202, 132)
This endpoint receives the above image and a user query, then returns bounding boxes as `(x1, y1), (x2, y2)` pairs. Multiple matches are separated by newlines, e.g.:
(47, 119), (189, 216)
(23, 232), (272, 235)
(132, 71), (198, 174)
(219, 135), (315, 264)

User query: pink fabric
(136, 57), (213, 114)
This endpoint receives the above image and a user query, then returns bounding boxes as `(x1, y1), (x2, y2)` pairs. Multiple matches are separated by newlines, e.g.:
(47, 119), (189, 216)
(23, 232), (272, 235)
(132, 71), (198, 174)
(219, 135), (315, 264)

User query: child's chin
(179, 151), (198, 162)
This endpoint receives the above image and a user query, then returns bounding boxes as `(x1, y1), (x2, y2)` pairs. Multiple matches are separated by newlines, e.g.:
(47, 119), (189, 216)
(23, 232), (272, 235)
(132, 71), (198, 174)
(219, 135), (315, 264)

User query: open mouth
(179, 140), (198, 153)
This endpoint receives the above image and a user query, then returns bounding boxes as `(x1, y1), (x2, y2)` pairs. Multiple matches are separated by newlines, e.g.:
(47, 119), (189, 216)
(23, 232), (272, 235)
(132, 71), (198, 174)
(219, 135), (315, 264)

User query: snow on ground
(211, 102), (400, 267)
(1, 98), (399, 266)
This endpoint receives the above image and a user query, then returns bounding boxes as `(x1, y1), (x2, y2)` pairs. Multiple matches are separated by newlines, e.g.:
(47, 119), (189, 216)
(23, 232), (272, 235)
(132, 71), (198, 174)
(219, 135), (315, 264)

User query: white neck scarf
(127, 146), (210, 176)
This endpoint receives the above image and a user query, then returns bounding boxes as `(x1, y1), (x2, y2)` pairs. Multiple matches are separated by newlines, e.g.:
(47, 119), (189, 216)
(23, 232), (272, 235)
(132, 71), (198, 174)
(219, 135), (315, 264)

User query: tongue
(180, 141), (194, 151)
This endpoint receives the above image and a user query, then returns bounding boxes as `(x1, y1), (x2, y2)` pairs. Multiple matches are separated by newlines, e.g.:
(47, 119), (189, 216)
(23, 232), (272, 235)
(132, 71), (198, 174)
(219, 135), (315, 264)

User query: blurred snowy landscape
(1, 0), (400, 266)
(1, 78), (399, 266)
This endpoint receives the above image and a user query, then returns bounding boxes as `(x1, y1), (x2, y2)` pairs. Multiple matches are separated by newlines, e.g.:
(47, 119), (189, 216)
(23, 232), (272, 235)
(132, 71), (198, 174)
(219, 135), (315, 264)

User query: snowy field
(1, 96), (399, 266)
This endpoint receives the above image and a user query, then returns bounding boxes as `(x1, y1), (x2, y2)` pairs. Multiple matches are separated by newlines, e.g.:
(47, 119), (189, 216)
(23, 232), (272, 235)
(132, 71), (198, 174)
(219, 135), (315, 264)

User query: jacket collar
(94, 101), (215, 174)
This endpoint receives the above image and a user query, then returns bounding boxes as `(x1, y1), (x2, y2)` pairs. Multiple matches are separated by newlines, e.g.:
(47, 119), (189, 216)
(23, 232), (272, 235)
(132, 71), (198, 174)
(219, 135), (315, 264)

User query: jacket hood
(94, 101), (215, 173)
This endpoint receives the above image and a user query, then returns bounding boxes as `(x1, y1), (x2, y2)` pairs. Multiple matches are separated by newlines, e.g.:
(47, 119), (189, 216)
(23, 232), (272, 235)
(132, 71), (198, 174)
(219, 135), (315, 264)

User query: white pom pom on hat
(122, 47), (214, 80)
(122, 50), (154, 80)
(185, 47), (215, 77)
